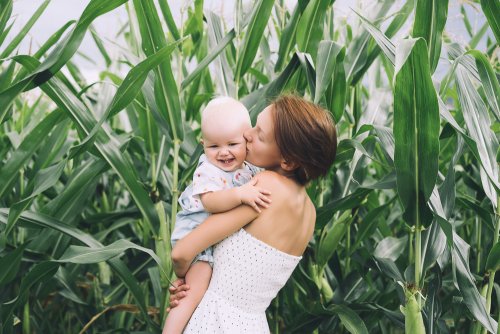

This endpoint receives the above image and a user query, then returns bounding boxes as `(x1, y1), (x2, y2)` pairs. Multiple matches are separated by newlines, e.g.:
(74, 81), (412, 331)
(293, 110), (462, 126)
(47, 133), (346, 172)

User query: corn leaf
(480, 0), (500, 44)
(0, 109), (65, 198)
(275, 2), (305, 71)
(0, 0), (12, 40)
(296, 0), (331, 55)
(465, 50), (500, 122)
(0, 261), (59, 333)
(0, 0), (129, 123)
(412, 0), (449, 73)
(485, 242), (500, 273)
(0, 209), (159, 330)
(0, 0), (50, 60)
(314, 40), (343, 104)
(3, 159), (66, 238)
(394, 38), (439, 227)
(0, 244), (26, 285)
(182, 29), (235, 91)
(133, 0), (183, 141)
(68, 41), (181, 159)
(12, 55), (161, 235)
(455, 63), (499, 207)
(235, 0), (274, 81)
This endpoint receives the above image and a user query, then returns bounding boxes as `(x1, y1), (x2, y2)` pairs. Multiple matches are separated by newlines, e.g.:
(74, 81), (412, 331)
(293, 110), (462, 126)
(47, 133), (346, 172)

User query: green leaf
(352, 9), (395, 66)
(393, 38), (439, 227)
(12, 55), (161, 235)
(275, 2), (305, 71)
(0, 0), (50, 60)
(412, 0), (449, 73)
(181, 29), (235, 91)
(421, 219), (446, 273)
(455, 62), (499, 206)
(43, 159), (108, 221)
(327, 48), (347, 123)
(0, 60), (15, 92)
(243, 53), (301, 119)
(3, 159), (66, 238)
(90, 25), (111, 67)
(0, 244), (26, 285)
(452, 234), (498, 333)
(351, 0), (414, 84)
(346, 2), (396, 82)
(206, 11), (236, 97)
(0, 0), (13, 41)
(465, 50), (500, 122)
(352, 203), (390, 251)
(485, 241), (500, 273)
(1, 261), (59, 332)
(68, 41), (181, 159)
(316, 188), (371, 230)
(461, 5), (473, 37)
(374, 236), (407, 261)
(297, 52), (317, 97)
(329, 304), (369, 334)
(0, 209), (159, 330)
(296, 0), (330, 55)
(158, 0), (180, 41)
(0, 109), (65, 198)
(0, 0), (128, 123)
(235, 0), (274, 80)
(57, 239), (170, 279)
(316, 211), (351, 270)
(314, 41), (343, 104)
(480, 0), (500, 44)
(133, 0), (183, 140)
(469, 21), (489, 50)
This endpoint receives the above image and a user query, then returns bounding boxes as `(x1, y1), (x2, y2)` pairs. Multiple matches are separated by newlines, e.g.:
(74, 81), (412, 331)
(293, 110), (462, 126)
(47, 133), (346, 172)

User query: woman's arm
(171, 204), (259, 277)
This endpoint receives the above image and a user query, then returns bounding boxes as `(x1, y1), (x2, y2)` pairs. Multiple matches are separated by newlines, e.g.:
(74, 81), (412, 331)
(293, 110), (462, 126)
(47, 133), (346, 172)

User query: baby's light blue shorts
(171, 211), (214, 267)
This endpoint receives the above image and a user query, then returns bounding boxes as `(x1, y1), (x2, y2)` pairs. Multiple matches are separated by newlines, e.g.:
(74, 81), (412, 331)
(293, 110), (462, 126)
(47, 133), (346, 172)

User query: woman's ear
(280, 159), (299, 171)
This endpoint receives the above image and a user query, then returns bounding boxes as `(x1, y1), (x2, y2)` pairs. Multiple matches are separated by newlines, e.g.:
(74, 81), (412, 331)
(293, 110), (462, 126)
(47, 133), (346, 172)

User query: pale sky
(4, 0), (490, 81)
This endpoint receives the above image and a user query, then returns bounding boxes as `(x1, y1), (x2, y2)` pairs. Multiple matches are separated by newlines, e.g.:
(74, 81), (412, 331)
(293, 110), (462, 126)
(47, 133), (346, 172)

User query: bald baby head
(201, 97), (251, 140)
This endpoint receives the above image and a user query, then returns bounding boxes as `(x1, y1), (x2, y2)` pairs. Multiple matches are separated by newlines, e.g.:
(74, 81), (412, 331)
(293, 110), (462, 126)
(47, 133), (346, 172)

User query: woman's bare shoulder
(253, 170), (292, 189)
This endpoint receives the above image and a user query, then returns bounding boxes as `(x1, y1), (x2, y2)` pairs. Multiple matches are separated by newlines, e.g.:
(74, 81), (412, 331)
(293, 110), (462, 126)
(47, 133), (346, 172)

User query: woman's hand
(166, 278), (190, 312)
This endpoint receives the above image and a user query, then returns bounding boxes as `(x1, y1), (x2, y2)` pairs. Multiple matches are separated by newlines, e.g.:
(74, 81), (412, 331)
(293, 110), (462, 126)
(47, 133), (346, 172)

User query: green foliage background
(0, 0), (499, 333)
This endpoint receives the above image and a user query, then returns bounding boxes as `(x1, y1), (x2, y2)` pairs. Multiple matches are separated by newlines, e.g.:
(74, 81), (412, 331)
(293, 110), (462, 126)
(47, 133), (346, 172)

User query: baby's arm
(200, 178), (271, 213)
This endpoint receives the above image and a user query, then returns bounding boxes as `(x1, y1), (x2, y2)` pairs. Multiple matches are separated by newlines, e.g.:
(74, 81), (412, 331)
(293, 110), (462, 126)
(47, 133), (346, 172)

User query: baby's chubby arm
(200, 178), (271, 213)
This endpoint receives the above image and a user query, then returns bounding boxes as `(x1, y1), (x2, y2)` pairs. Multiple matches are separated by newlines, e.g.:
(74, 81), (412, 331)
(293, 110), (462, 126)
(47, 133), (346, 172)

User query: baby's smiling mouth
(218, 158), (235, 165)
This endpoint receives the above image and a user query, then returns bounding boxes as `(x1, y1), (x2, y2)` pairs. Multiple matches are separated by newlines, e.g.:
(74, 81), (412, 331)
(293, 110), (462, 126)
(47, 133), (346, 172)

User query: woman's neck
(266, 166), (303, 187)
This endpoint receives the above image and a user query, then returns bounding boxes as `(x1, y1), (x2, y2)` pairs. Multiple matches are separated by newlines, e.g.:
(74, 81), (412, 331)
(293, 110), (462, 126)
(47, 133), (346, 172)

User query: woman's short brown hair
(272, 94), (337, 185)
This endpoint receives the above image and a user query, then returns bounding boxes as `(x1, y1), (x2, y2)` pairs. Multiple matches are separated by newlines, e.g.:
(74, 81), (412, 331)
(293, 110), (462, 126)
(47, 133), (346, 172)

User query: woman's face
(243, 105), (282, 170)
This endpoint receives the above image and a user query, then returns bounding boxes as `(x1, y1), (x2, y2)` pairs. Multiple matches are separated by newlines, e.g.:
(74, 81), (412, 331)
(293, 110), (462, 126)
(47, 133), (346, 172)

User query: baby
(163, 97), (271, 333)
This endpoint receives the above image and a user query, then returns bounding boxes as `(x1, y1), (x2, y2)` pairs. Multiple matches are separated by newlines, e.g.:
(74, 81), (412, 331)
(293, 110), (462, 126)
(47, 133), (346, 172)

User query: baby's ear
(200, 138), (204, 146)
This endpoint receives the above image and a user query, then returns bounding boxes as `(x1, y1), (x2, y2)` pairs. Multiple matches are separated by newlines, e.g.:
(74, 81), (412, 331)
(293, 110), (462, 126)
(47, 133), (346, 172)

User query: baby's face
(202, 122), (250, 172)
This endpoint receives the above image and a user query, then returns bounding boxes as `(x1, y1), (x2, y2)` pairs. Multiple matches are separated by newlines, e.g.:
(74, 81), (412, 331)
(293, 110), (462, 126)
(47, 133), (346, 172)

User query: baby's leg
(162, 261), (212, 334)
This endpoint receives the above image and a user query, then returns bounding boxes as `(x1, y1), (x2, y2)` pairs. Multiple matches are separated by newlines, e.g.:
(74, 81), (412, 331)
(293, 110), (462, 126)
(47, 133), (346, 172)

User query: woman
(168, 94), (337, 333)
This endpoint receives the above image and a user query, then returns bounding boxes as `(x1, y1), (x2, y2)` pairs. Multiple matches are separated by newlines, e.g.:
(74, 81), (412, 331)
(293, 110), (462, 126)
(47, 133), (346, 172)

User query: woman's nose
(243, 129), (252, 142)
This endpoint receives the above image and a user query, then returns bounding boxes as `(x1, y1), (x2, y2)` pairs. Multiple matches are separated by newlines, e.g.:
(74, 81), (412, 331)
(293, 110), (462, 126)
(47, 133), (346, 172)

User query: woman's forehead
(256, 105), (274, 130)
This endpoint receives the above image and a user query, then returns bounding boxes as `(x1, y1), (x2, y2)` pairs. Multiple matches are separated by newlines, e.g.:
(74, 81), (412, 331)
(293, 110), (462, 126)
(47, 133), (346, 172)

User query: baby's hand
(236, 178), (271, 213)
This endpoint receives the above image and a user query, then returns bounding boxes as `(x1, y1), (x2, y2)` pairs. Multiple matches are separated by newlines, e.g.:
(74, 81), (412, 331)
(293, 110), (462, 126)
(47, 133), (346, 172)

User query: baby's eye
(229, 143), (239, 146)
(209, 145), (218, 148)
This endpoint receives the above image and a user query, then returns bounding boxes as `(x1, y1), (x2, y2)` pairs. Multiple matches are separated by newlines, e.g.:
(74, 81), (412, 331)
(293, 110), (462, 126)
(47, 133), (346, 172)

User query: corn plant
(0, 0), (499, 333)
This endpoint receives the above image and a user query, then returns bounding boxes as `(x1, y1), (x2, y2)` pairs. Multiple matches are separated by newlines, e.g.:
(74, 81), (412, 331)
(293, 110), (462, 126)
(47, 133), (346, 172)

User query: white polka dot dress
(183, 228), (302, 333)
